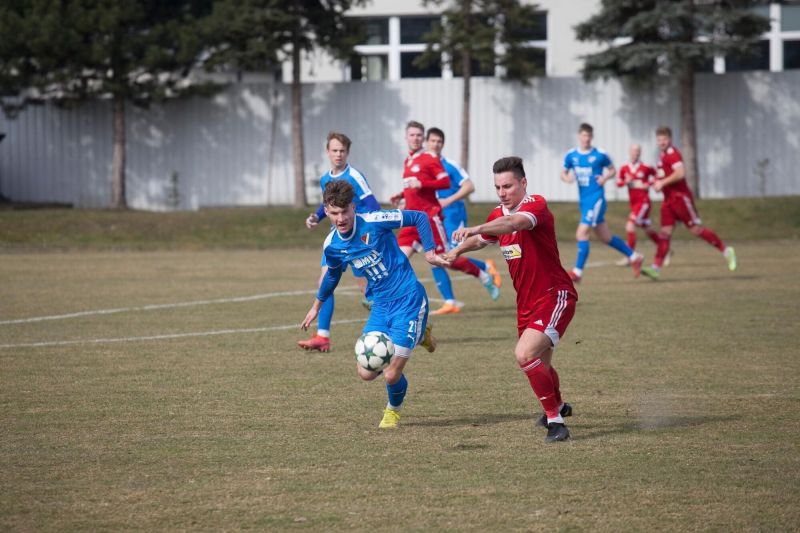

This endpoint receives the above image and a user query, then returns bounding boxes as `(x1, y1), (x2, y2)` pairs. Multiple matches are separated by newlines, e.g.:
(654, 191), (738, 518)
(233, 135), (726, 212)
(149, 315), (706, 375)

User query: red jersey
(403, 150), (450, 216)
(479, 195), (577, 311)
(618, 161), (655, 205)
(657, 145), (693, 199)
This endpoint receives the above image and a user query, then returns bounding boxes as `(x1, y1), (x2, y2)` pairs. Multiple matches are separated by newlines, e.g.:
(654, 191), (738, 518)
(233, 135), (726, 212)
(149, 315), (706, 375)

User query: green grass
(1, 241), (799, 531)
(1, 196), (799, 250)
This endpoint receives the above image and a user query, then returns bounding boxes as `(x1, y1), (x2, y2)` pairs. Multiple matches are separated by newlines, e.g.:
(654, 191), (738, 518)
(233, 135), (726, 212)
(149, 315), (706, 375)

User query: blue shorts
(579, 197), (607, 227)
(363, 281), (429, 358)
(443, 213), (467, 249)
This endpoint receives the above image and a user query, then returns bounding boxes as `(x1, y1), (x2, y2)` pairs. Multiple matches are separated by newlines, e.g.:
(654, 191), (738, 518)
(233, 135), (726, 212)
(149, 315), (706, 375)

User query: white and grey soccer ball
(354, 331), (395, 372)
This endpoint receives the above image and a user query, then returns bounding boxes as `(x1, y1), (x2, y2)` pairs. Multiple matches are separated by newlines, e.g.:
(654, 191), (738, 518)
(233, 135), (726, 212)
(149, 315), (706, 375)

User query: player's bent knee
(356, 365), (380, 381)
(383, 366), (402, 385)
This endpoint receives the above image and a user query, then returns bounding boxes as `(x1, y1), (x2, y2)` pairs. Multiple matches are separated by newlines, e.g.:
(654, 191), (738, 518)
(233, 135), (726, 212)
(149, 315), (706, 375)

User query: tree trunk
(459, 0), (471, 170)
(291, 28), (307, 208)
(679, 65), (700, 198)
(111, 95), (127, 209)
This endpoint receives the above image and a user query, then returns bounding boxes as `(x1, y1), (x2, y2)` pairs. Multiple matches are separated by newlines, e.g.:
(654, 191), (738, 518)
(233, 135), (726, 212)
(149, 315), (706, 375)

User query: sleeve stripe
(478, 235), (497, 244)
(517, 211), (537, 229)
(436, 172), (449, 179)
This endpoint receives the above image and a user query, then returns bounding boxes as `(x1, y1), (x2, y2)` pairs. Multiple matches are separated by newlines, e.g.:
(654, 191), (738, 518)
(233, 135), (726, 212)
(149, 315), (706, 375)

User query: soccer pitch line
(0, 287), (365, 326)
(0, 271), (494, 326)
(0, 319), (366, 350)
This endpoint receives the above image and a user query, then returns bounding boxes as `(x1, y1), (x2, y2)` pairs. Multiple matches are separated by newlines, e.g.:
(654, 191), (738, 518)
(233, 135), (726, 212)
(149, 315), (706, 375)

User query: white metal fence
(0, 71), (798, 209)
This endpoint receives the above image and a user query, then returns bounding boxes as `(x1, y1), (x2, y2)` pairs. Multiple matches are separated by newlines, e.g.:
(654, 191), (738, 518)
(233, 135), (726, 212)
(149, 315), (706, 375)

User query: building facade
(282, 1), (800, 83)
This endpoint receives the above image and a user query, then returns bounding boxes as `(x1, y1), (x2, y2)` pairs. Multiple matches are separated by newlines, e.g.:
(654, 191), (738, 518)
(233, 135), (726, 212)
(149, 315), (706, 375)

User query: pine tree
(204, 0), (365, 208)
(415, 0), (544, 171)
(575, 0), (769, 196)
(0, 0), (216, 209)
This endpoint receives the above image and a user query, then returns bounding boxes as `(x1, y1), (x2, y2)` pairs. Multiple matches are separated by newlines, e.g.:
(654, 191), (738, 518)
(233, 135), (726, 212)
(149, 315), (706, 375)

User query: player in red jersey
(615, 143), (660, 264)
(390, 121), (500, 312)
(648, 126), (737, 278)
(444, 156), (576, 443)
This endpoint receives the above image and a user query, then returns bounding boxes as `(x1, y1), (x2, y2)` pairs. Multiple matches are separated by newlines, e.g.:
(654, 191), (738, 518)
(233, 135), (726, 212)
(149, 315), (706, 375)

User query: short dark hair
(579, 123), (593, 135)
(326, 131), (352, 150)
(406, 120), (425, 132)
(323, 179), (355, 208)
(492, 156), (526, 179)
(656, 125), (673, 138)
(426, 127), (445, 142)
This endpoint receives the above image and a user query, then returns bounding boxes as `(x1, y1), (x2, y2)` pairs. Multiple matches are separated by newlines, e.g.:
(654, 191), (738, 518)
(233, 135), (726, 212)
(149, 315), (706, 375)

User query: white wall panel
(0, 71), (797, 209)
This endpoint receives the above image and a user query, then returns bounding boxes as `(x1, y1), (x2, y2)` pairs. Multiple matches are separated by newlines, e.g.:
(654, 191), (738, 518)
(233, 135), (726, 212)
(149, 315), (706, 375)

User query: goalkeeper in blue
(300, 179), (450, 429)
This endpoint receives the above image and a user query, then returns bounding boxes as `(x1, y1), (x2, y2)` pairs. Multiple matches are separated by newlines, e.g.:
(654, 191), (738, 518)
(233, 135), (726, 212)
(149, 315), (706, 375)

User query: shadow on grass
(574, 414), (741, 441)
(405, 412), (532, 428)
(648, 275), (759, 284)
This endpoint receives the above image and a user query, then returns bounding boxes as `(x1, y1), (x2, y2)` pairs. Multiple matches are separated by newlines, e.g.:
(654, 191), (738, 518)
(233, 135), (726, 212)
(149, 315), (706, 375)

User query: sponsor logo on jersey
(412, 165), (420, 173)
(500, 244), (522, 260)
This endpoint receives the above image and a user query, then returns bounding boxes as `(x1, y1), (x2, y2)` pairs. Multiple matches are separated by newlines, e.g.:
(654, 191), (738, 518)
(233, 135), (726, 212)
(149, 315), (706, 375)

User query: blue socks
(386, 374), (408, 409)
(468, 258), (487, 271)
(608, 235), (634, 257)
(318, 295), (334, 335)
(431, 266), (455, 301)
(575, 240), (590, 270)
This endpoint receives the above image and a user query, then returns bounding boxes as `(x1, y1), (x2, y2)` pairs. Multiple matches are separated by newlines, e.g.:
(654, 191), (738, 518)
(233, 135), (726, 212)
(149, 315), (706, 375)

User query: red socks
(698, 228), (725, 251)
(520, 358), (560, 418)
(451, 256), (481, 277)
(626, 231), (636, 250)
(646, 229), (660, 245)
(655, 234), (671, 268)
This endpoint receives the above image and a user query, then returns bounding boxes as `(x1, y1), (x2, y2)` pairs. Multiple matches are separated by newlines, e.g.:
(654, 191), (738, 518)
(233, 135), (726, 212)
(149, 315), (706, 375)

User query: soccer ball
(354, 331), (394, 372)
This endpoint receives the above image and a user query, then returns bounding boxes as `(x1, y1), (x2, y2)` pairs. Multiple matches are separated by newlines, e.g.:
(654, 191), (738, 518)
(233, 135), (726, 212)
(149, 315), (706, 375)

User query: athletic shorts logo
(500, 244), (522, 261)
(534, 319), (544, 326)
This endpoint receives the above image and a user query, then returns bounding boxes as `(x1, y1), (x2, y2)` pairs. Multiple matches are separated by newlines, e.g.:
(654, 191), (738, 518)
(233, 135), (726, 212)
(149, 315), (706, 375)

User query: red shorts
(397, 213), (448, 253)
(517, 289), (577, 347)
(628, 200), (652, 227)
(660, 194), (701, 228)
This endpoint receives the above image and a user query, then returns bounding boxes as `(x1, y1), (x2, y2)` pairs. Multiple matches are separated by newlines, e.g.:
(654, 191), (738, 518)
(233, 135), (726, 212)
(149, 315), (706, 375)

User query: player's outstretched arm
(444, 234), (487, 263)
(306, 204), (326, 229)
(301, 299), (322, 331)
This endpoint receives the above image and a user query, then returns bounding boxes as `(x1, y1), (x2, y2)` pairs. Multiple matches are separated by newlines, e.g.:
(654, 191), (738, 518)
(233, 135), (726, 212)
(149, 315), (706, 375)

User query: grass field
(2, 232), (799, 530)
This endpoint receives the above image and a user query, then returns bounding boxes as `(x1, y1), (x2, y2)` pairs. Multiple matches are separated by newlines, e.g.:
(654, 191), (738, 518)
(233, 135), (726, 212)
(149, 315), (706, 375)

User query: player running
(560, 123), (652, 282)
(390, 121), (500, 314)
(647, 126), (737, 278)
(427, 127), (502, 314)
(445, 156), (577, 443)
(614, 143), (661, 265)
(301, 180), (448, 429)
(298, 132), (380, 353)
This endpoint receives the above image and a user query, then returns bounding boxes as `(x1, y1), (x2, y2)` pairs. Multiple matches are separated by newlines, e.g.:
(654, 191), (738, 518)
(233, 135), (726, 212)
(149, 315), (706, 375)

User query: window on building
(401, 51), (442, 78)
(781, 5), (800, 31)
(400, 16), (439, 44)
(350, 54), (389, 81)
(726, 40), (770, 71)
(356, 17), (389, 45)
(784, 40), (800, 69)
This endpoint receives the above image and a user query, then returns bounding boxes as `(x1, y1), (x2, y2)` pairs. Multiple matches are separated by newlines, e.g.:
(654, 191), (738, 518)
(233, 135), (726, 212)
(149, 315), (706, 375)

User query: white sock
(316, 330), (330, 338)
(478, 270), (490, 284)
(547, 415), (565, 425)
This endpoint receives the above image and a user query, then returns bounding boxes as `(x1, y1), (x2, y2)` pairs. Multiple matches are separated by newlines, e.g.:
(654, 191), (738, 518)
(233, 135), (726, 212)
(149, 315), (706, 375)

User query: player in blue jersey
(301, 180), (449, 429)
(426, 127), (502, 315)
(299, 132), (382, 353)
(560, 123), (652, 282)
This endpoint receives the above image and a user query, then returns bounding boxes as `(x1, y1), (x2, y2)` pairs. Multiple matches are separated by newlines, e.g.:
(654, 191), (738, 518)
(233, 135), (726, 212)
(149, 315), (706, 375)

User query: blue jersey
(563, 147), (613, 203)
(436, 156), (470, 222)
(319, 210), (434, 303)
(319, 164), (375, 213)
